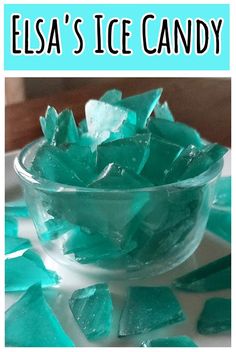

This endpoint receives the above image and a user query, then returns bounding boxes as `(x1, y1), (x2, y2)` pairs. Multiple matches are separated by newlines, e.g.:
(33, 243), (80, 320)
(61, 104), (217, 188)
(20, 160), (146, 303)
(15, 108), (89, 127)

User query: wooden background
(5, 78), (231, 152)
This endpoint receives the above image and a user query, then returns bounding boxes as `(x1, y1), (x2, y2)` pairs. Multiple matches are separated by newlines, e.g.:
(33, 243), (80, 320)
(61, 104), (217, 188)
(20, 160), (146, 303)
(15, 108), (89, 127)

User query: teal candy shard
(5, 284), (75, 347)
(197, 298), (231, 335)
(89, 163), (153, 189)
(141, 136), (183, 185)
(40, 218), (78, 242)
(31, 144), (85, 186)
(5, 236), (32, 255)
(5, 249), (60, 292)
(207, 209), (231, 242)
(5, 201), (29, 218)
(40, 106), (79, 146)
(141, 336), (198, 347)
(119, 286), (185, 336)
(78, 118), (88, 134)
(64, 226), (136, 263)
(116, 88), (163, 129)
(148, 117), (202, 148)
(100, 88), (122, 104)
(173, 254), (231, 292)
(5, 216), (18, 237)
(69, 283), (113, 340)
(154, 101), (175, 122)
(96, 133), (151, 174)
(213, 176), (231, 210)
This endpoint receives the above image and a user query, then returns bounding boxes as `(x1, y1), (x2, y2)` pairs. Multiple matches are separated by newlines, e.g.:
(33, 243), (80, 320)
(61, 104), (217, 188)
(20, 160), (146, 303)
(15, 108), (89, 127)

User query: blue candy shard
(40, 218), (77, 242)
(100, 89), (122, 104)
(154, 101), (175, 122)
(5, 284), (75, 347)
(78, 118), (88, 134)
(5, 236), (32, 255)
(40, 106), (57, 143)
(119, 286), (185, 336)
(5, 249), (60, 292)
(69, 283), (113, 340)
(213, 177), (231, 210)
(5, 216), (18, 237)
(173, 254), (231, 292)
(5, 201), (29, 218)
(96, 133), (151, 174)
(141, 335), (198, 347)
(207, 208), (231, 243)
(116, 88), (163, 129)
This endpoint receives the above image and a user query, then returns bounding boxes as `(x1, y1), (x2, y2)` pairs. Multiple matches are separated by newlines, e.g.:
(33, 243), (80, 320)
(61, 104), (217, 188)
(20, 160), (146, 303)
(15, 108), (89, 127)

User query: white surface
(5, 150), (231, 347)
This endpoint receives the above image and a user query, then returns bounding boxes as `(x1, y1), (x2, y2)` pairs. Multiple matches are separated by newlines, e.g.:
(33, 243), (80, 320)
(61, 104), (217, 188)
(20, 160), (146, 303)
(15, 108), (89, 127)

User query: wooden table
(5, 78), (231, 152)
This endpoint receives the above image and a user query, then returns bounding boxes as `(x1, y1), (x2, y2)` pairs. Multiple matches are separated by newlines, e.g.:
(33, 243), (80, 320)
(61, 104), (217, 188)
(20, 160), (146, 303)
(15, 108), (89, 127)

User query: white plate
(5, 150), (231, 347)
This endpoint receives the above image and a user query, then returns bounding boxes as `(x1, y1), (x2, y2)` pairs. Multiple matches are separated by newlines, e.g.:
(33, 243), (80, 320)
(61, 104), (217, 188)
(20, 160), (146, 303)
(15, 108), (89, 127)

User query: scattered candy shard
(85, 99), (136, 136)
(197, 298), (231, 335)
(119, 286), (185, 336)
(154, 101), (175, 122)
(173, 254), (231, 292)
(5, 249), (60, 292)
(96, 133), (151, 174)
(31, 144), (85, 186)
(89, 163), (153, 189)
(141, 335), (198, 347)
(5, 201), (29, 218)
(5, 236), (32, 255)
(148, 117), (202, 148)
(5, 284), (75, 347)
(40, 106), (79, 146)
(64, 226), (136, 263)
(69, 283), (113, 340)
(141, 136), (183, 185)
(212, 176), (231, 211)
(100, 89), (122, 104)
(207, 208), (231, 243)
(116, 88), (163, 129)
(5, 216), (18, 237)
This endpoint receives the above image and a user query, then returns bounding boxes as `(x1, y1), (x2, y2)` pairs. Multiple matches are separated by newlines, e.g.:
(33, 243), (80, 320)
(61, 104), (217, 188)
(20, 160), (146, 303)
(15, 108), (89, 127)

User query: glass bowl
(14, 138), (223, 279)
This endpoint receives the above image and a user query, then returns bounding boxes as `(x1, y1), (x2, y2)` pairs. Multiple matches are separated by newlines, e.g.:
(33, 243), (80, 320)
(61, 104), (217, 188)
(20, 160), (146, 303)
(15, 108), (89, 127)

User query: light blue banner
(4, 4), (230, 70)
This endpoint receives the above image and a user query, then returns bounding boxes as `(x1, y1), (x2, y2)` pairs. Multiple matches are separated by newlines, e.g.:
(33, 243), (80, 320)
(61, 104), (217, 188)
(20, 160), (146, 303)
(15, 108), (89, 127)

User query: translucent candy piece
(5, 216), (18, 237)
(179, 143), (228, 180)
(141, 335), (198, 347)
(78, 118), (88, 134)
(96, 133), (151, 174)
(212, 176), (231, 211)
(119, 286), (185, 336)
(207, 208), (231, 242)
(89, 163), (153, 189)
(69, 283), (113, 340)
(148, 117), (202, 148)
(100, 89), (122, 104)
(5, 284), (75, 347)
(40, 106), (79, 146)
(197, 298), (231, 335)
(173, 254), (231, 292)
(64, 226), (136, 263)
(5, 249), (60, 292)
(5, 201), (29, 218)
(5, 236), (32, 255)
(31, 144), (85, 186)
(40, 218), (78, 242)
(141, 136), (183, 185)
(85, 99), (136, 136)
(154, 101), (175, 122)
(116, 88), (163, 129)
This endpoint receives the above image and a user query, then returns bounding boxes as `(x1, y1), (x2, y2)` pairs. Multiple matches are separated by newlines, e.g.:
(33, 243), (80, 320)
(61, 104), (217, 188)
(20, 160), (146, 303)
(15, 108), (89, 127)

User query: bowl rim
(14, 138), (224, 193)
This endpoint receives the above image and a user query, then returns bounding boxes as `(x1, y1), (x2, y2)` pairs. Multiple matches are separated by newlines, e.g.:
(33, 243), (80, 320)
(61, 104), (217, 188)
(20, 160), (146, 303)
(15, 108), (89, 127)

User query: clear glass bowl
(15, 138), (223, 279)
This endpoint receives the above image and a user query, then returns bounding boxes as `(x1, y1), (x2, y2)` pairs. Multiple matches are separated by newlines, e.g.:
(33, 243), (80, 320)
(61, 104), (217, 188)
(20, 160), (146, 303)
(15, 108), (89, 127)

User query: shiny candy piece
(148, 117), (202, 148)
(100, 89), (122, 104)
(116, 88), (163, 129)
(213, 176), (231, 210)
(5, 236), (32, 255)
(5, 201), (29, 218)
(69, 283), (113, 340)
(173, 254), (231, 292)
(5, 216), (18, 237)
(40, 106), (79, 146)
(207, 208), (231, 243)
(39, 218), (76, 242)
(5, 249), (60, 292)
(5, 284), (75, 347)
(154, 101), (175, 122)
(119, 286), (185, 336)
(197, 298), (231, 335)
(141, 335), (198, 347)
(89, 163), (153, 189)
(96, 133), (151, 174)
